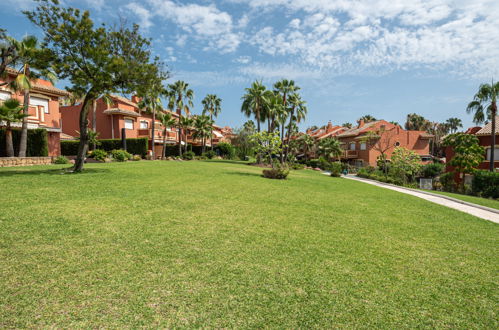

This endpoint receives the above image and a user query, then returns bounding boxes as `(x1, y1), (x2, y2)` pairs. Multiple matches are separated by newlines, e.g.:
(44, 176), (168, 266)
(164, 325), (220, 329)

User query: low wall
(0, 157), (53, 167)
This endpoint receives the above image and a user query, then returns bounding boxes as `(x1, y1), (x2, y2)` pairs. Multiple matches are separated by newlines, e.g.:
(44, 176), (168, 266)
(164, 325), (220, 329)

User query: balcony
(343, 150), (358, 158)
(138, 129), (150, 137)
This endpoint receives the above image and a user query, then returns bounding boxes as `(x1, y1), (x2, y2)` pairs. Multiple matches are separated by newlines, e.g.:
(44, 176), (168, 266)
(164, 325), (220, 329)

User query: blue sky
(2, 0), (498, 130)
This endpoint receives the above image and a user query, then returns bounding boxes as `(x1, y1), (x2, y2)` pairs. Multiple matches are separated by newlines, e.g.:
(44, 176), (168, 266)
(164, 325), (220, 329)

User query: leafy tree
(157, 112), (176, 159)
(0, 98), (28, 157)
(446, 117), (462, 133)
(466, 81), (499, 171)
(358, 114), (377, 123)
(317, 137), (342, 162)
(193, 115), (213, 154)
(342, 122), (352, 129)
(25, 0), (164, 172)
(261, 90), (283, 134)
(443, 133), (485, 190)
(232, 123), (257, 158)
(201, 94), (221, 151)
(241, 81), (268, 133)
(389, 147), (422, 184)
(166, 80), (194, 157)
(405, 113), (430, 131)
(249, 131), (282, 166)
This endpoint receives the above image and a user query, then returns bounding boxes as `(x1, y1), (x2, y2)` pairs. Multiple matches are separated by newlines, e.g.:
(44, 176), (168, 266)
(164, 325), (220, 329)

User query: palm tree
(405, 113), (430, 131)
(317, 137), (343, 162)
(358, 114), (377, 124)
(263, 91), (283, 133)
(201, 94), (222, 151)
(243, 120), (256, 132)
(0, 98), (28, 157)
(157, 112), (176, 159)
(284, 93), (307, 161)
(342, 122), (352, 129)
(9, 35), (54, 157)
(446, 117), (463, 133)
(298, 134), (315, 160)
(193, 115), (213, 154)
(241, 81), (268, 133)
(178, 115), (194, 153)
(166, 81), (194, 157)
(467, 81), (499, 171)
(138, 94), (162, 159)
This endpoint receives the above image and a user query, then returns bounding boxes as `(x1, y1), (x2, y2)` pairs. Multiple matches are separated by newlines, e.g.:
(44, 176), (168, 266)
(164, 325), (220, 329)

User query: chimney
(131, 95), (141, 104)
(358, 119), (365, 128)
(327, 121), (333, 132)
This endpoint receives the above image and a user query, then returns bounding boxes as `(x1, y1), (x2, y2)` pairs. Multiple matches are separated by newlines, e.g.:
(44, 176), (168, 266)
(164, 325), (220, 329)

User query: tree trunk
(184, 129), (188, 153)
(73, 91), (95, 172)
(18, 74), (30, 157)
(151, 106), (156, 160)
(210, 113), (214, 151)
(92, 100), (97, 151)
(283, 107), (295, 162)
(490, 105), (496, 172)
(268, 118), (271, 133)
(202, 137), (206, 154)
(5, 123), (14, 157)
(162, 128), (167, 160)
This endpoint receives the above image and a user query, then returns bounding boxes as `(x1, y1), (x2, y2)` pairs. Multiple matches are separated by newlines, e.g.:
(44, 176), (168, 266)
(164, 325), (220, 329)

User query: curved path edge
(341, 174), (499, 224)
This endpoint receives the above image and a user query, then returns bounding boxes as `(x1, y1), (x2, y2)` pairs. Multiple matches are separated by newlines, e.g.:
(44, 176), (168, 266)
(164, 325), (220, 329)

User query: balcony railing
(343, 150), (358, 158)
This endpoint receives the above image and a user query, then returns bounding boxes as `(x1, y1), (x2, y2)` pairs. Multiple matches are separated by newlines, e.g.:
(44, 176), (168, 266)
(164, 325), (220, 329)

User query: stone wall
(0, 157), (54, 167)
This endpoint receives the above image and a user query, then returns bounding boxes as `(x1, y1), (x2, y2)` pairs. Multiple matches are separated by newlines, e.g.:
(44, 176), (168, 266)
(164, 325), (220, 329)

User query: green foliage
(53, 155), (69, 164)
(132, 155), (142, 161)
(389, 147), (422, 184)
(232, 125), (257, 159)
(215, 142), (236, 159)
(61, 138), (148, 157)
(88, 149), (107, 162)
(262, 163), (290, 179)
(317, 137), (342, 161)
(0, 128), (48, 157)
(203, 150), (216, 159)
(182, 151), (195, 160)
(308, 159), (319, 168)
(472, 170), (499, 199)
(421, 162), (444, 178)
(443, 133), (485, 176)
(318, 157), (331, 170)
(439, 172), (456, 192)
(111, 149), (131, 162)
(329, 162), (342, 177)
(250, 131), (282, 165)
(291, 163), (305, 170)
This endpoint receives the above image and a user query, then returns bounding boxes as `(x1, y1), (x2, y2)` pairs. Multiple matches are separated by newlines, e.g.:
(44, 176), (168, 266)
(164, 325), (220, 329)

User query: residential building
(445, 116), (499, 175)
(0, 68), (69, 156)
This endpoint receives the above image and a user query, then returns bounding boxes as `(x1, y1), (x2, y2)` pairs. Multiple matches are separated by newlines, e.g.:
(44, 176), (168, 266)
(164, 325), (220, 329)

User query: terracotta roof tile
(476, 116), (499, 135)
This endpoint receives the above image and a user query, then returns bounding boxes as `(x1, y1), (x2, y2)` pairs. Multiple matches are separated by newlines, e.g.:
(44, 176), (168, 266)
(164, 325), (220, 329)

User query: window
(30, 97), (49, 114)
(140, 120), (149, 129)
(0, 90), (11, 102)
(395, 141), (400, 147)
(124, 118), (134, 129)
(486, 148), (499, 161)
(349, 142), (356, 150)
(360, 142), (366, 150)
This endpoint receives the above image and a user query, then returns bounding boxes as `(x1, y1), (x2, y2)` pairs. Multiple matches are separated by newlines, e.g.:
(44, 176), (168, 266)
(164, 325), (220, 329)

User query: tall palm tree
(178, 115), (194, 153)
(138, 94), (162, 159)
(467, 81), (499, 171)
(358, 114), (377, 124)
(445, 117), (463, 133)
(158, 112), (176, 159)
(405, 113), (430, 131)
(263, 91), (283, 133)
(9, 35), (54, 157)
(241, 81), (268, 133)
(166, 81), (194, 157)
(317, 137), (343, 162)
(284, 93), (307, 161)
(298, 134), (315, 160)
(201, 94), (222, 151)
(274, 79), (299, 115)
(193, 115), (213, 154)
(342, 122), (352, 129)
(0, 98), (28, 157)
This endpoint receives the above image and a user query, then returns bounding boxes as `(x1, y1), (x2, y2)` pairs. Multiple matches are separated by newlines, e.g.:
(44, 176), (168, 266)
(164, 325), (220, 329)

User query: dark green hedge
(61, 138), (148, 157)
(0, 128), (48, 157)
(472, 170), (499, 199)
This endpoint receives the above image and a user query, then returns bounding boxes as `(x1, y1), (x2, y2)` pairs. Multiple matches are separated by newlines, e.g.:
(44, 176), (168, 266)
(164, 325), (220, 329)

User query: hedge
(0, 128), (48, 157)
(472, 170), (499, 199)
(61, 138), (148, 157)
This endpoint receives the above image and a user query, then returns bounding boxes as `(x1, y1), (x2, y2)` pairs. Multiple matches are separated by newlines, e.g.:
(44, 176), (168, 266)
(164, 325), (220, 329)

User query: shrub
(111, 149), (131, 162)
(365, 165), (376, 174)
(421, 162), (444, 178)
(318, 157), (331, 170)
(472, 170), (499, 199)
(330, 162), (342, 177)
(291, 163), (305, 170)
(439, 172), (456, 192)
(88, 149), (107, 162)
(0, 128), (48, 157)
(53, 155), (69, 164)
(132, 155), (142, 161)
(61, 138), (148, 157)
(182, 151), (195, 160)
(204, 150), (216, 159)
(308, 159), (319, 168)
(216, 142), (236, 159)
(262, 164), (289, 180)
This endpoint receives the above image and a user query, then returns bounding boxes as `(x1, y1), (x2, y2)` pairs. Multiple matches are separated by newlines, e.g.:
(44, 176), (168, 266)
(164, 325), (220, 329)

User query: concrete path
(342, 175), (499, 224)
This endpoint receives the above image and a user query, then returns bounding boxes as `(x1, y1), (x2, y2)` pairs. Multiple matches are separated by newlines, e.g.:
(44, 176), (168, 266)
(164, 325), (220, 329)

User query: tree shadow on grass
(224, 171), (263, 178)
(0, 167), (111, 177)
(204, 159), (250, 165)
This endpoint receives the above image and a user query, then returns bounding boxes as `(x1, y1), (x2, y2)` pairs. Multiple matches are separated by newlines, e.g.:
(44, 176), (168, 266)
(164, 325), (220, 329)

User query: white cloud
(233, 56), (252, 64)
(123, 3), (153, 30)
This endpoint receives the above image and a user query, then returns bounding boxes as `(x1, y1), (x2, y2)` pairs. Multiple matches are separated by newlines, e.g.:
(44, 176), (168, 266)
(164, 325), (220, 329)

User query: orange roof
(475, 116), (499, 136)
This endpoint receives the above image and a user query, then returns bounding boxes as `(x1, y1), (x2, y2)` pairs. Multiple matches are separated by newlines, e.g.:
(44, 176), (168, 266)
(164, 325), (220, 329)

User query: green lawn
(0, 161), (497, 328)
(421, 189), (499, 211)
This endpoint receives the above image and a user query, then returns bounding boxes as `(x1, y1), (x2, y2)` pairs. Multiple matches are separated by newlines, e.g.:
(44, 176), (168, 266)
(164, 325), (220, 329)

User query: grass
(421, 189), (499, 211)
(0, 160), (497, 328)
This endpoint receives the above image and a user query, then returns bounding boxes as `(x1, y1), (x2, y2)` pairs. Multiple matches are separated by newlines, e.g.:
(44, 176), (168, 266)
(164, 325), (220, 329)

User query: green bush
(88, 149), (107, 162)
(308, 159), (319, 168)
(0, 128), (48, 157)
(204, 150), (216, 159)
(472, 170), (499, 199)
(439, 172), (456, 192)
(262, 164), (289, 180)
(53, 155), (69, 164)
(291, 163), (305, 170)
(182, 151), (195, 160)
(111, 149), (131, 162)
(318, 157), (331, 170)
(216, 142), (236, 159)
(329, 162), (342, 177)
(422, 162), (444, 178)
(61, 138), (148, 157)
(132, 155), (142, 161)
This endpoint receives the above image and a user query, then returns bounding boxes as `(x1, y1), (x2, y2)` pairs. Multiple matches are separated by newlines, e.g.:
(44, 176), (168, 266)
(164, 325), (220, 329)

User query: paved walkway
(342, 175), (499, 224)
